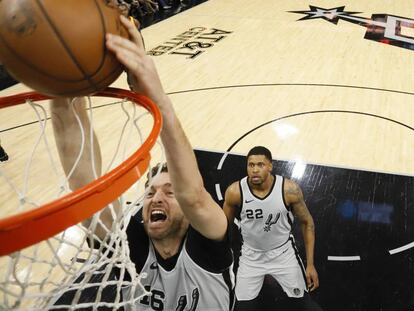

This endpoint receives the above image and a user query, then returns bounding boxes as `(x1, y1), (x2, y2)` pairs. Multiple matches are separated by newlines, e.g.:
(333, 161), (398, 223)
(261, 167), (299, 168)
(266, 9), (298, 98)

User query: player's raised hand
(106, 15), (167, 105)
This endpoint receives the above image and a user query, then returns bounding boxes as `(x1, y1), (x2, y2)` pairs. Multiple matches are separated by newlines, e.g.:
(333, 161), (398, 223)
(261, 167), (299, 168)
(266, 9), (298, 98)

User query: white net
(0, 91), (164, 310)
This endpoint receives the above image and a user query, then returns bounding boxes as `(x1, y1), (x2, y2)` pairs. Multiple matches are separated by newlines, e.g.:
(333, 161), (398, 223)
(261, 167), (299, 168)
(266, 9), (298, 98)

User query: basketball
(0, 0), (128, 97)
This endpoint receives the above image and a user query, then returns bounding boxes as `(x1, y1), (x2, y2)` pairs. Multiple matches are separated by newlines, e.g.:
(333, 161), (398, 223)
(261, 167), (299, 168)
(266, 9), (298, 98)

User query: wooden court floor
(1, 0), (414, 310)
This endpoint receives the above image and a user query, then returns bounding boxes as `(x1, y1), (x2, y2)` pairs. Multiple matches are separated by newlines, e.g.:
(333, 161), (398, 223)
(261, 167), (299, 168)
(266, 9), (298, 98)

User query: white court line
(215, 183), (223, 201)
(328, 256), (361, 261)
(388, 241), (414, 255)
(217, 152), (229, 170)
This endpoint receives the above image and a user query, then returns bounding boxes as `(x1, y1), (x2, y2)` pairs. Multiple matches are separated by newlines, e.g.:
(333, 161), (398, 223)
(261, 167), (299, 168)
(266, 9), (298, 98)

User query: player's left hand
(306, 264), (319, 291)
(106, 15), (167, 106)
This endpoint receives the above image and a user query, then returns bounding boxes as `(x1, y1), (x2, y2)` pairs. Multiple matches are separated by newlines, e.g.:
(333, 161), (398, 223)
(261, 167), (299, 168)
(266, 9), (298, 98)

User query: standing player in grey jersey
(223, 146), (321, 310)
(51, 15), (234, 311)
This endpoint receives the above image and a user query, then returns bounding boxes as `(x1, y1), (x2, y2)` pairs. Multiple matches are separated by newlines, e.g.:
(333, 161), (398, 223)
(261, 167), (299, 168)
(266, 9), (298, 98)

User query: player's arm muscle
(223, 182), (241, 224)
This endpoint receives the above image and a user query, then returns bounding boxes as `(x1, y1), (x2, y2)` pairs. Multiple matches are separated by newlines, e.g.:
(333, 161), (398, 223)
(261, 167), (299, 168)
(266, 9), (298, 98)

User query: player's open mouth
(150, 210), (167, 223)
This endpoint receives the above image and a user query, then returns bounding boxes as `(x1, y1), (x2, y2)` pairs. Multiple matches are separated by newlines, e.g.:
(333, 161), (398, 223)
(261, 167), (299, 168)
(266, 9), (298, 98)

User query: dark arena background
(195, 149), (414, 311)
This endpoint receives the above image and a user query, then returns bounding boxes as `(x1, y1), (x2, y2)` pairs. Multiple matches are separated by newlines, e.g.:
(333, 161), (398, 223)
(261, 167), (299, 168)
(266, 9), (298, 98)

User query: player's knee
(235, 297), (261, 311)
(285, 292), (324, 311)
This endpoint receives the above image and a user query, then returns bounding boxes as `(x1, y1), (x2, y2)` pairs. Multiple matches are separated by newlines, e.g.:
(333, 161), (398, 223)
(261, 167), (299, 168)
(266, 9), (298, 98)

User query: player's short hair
(247, 146), (272, 162)
(145, 162), (168, 187)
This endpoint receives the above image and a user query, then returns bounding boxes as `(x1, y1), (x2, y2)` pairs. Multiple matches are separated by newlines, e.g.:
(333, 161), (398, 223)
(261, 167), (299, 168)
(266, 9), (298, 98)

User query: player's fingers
(306, 274), (313, 290)
(110, 47), (141, 74)
(106, 37), (137, 67)
(130, 16), (141, 30)
(120, 15), (145, 51)
(106, 32), (141, 57)
(312, 274), (320, 290)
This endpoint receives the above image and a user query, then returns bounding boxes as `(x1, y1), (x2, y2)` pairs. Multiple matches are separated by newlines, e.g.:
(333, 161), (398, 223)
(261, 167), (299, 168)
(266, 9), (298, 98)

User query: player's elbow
(175, 187), (209, 212)
(300, 215), (315, 227)
(223, 205), (236, 223)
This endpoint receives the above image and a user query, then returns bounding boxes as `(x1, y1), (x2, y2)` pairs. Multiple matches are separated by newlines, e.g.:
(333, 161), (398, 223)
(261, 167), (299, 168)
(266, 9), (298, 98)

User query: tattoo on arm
(286, 181), (301, 197)
(294, 203), (315, 232)
(285, 180), (304, 207)
(286, 181), (314, 231)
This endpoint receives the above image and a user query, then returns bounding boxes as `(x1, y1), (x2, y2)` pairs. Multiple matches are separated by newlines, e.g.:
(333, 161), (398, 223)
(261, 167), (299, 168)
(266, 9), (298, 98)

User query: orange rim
(0, 88), (162, 256)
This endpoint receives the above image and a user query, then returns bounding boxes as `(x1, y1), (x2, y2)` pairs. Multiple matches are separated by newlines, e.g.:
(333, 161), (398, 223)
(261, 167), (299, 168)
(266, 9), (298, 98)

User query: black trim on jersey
(287, 212), (294, 232)
(126, 209), (186, 272)
(154, 239), (184, 271)
(238, 180), (245, 246)
(283, 177), (294, 233)
(126, 209), (149, 272)
(289, 236), (308, 290)
(281, 177), (290, 211)
(275, 237), (290, 249)
(126, 213), (234, 311)
(186, 224), (233, 273)
(222, 269), (236, 311)
(237, 180), (243, 221)
(246, 174), (277, 201)
(126, 209), (233, 274)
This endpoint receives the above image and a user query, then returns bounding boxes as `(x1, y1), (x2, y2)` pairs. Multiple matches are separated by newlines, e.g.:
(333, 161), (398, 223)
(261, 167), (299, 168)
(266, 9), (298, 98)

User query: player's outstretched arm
(284, 178), (320, 291)
(50, 98), (117, 241)
(50, 98), (101, 189)
(106, 15), (228, 241)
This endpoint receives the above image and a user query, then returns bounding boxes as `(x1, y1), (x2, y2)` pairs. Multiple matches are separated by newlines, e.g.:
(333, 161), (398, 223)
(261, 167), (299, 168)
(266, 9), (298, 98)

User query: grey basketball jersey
(123, 240), (235, 311)
(239, 175), (294, 251)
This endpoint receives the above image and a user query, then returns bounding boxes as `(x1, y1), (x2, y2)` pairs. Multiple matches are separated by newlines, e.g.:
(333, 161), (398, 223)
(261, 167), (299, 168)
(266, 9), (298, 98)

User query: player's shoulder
(282, 178), (304, 203)
(283, 177), (300, 190)
(224, 180), (242, 203)
(226, 180), (241, 194)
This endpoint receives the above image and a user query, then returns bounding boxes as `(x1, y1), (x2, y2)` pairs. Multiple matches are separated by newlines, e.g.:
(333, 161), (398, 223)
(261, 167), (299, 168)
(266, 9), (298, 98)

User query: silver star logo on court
(289, 5), (361, 24)
(289, 5), (414, 52)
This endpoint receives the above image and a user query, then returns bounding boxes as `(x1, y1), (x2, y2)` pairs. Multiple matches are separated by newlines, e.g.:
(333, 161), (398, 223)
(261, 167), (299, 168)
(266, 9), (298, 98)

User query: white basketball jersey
(239, 175), (294, 251)
(123, 240), (235, 311)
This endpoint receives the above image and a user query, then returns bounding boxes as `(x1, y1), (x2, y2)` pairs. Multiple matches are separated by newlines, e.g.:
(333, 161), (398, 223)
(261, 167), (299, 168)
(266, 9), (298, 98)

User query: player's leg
(282, 292), (324, 311)
(235, 296), (262, 311)
(269, 240), (323, 310)
(234, 273), (264, 311)
(267, 241), (307, 297)
(235, 247), (266, 310)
